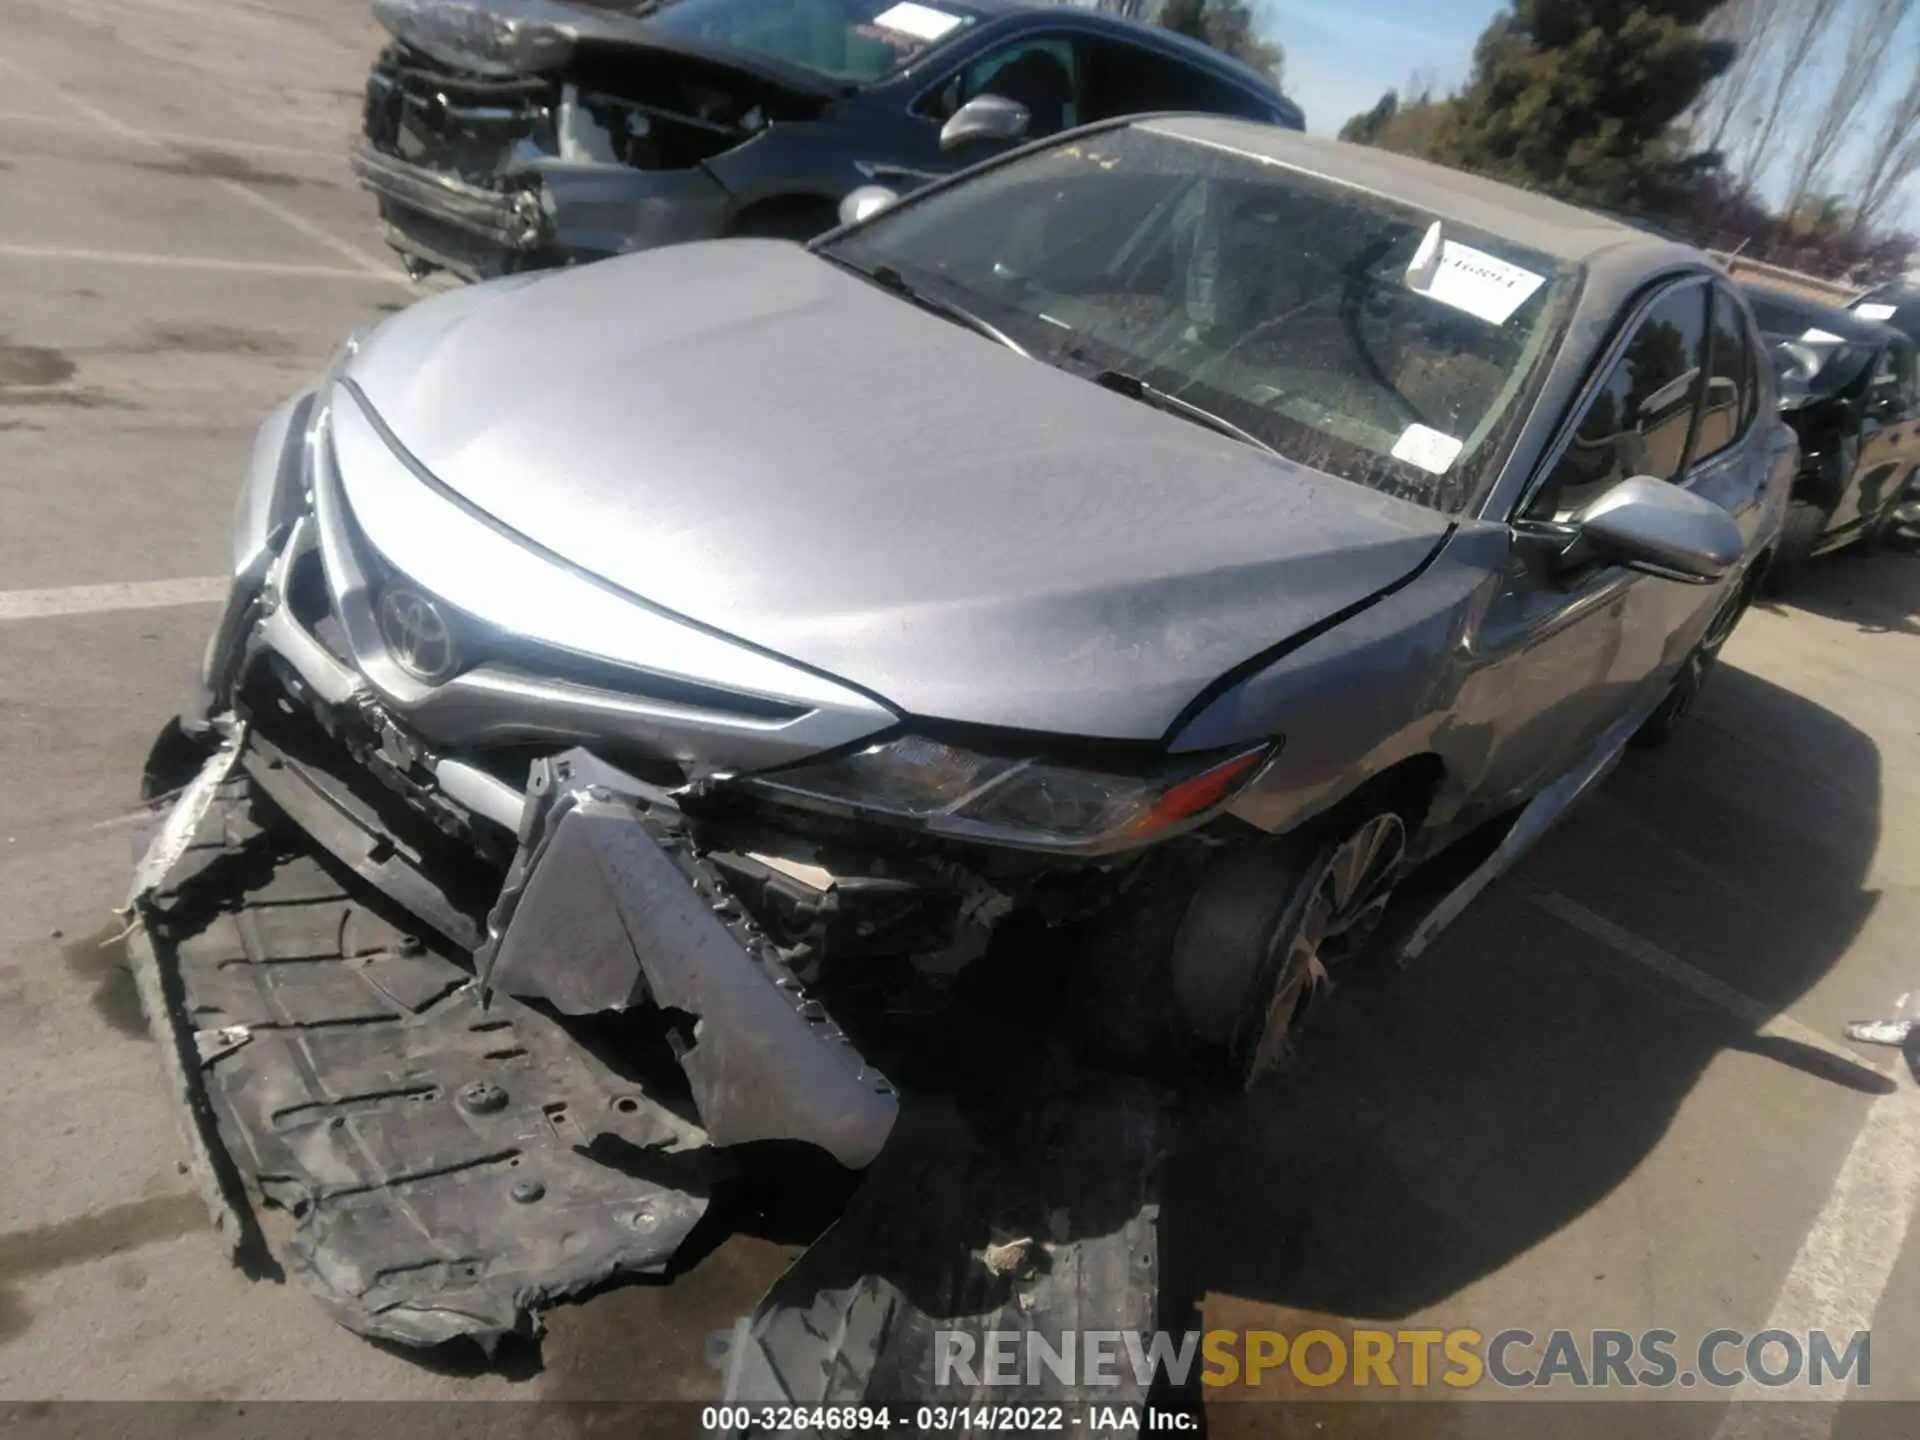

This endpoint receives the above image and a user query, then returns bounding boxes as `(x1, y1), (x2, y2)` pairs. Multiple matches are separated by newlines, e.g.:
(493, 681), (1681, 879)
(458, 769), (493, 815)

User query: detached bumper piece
(479, 750), (901, 1171)
(722, 1074), (1175, 1438)
(131, 771), (711, 1350)
(351, 143), (544, 250)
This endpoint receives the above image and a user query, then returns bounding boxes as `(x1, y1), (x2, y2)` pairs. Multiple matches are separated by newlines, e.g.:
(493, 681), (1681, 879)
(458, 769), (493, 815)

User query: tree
(1129, 0), (1286, 82)
(1339, 84), (1451, 158)
(1684, 0), (1776, 158)
(1724, 0), (1845, 191)
(1780, 0), (1914, 213)
(1853, 54), (1920, 227)
(1418, 0), (1737, 209)
(1339, 89), (1401, 144)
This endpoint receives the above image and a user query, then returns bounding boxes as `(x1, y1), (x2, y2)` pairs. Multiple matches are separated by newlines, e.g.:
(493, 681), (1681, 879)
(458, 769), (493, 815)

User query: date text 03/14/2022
(699, 1406), (1194, 1432)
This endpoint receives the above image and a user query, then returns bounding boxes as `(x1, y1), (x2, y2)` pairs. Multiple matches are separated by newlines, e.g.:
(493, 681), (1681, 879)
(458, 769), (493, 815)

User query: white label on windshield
(872, 2), (963, 40)
(1854, 302), (1898, 322)
(1410, 240), (1546, 325)
(1802, 327), (1844, 344)
(1392, 423), (1465, 475)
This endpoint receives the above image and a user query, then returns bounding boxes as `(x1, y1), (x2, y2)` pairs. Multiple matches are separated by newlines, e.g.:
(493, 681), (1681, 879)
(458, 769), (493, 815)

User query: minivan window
(646, 0), (981, 83)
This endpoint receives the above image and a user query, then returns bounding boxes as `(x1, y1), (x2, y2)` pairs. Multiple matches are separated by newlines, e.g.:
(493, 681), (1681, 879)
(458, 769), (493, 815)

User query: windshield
(821, 123), (1581, 514)
(643, 0), (978, 83)
(1744, 291), (1878, 398)
(1851, 286), (1920, 347)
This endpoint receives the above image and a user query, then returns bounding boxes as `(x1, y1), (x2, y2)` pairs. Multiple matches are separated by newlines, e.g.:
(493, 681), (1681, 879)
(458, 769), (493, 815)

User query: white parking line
(1519, 883), (1914, 1432)
(0, 241), (401, 282)
(1715, 1071), (1920, 1427)
(1517, 883), (1893, 1082)
(0, 109), (340, 161)
(0, 52), (401, 283)
(0, 578), (226, 621)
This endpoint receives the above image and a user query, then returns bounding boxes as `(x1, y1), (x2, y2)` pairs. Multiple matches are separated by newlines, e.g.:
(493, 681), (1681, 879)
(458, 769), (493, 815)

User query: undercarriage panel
(134, 776), (711, 1350)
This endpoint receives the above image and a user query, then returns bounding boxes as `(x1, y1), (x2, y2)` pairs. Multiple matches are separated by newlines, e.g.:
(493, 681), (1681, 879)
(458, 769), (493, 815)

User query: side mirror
(837, 184), (899, 228)
(1567, 475), (1745, 584)
(939, 94), (1029, 152)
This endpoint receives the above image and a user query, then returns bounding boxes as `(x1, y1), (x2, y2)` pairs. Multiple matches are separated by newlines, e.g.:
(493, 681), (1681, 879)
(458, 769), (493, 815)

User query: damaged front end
(142, 356), (1222, 1353)
(355, 0), (838, 278)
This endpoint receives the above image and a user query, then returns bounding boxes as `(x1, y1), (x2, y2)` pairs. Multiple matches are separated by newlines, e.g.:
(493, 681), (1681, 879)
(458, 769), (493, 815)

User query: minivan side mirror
(939, 94), (1030, 152)
(1566, 475), (1745, 584)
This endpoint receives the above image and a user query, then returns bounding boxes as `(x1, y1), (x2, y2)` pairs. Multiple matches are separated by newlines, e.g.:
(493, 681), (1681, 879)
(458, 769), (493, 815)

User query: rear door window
(1082, 39), (1270, 121)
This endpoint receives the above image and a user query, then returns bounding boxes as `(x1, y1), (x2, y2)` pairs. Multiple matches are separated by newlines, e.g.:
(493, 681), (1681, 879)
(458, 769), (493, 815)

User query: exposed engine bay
(355, 0), (834, 278)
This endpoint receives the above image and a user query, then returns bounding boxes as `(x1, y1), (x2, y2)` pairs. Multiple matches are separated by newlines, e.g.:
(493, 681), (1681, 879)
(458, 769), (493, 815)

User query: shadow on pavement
(690, 657), (1883, 1428)
(1758, 536), (1920, 637)
(1162, 658), (1882, 1327)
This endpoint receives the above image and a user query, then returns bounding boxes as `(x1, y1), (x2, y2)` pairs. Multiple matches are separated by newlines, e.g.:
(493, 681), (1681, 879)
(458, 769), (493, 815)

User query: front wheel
(1169, 812), (1407, 1087)
(1633, 572), (1755, 748)
(1763, 498), (1829, 594)
(1850, 469), (1915, 556)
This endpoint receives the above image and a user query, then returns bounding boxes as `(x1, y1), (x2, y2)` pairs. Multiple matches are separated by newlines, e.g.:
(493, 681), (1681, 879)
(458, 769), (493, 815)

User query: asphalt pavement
(4, 0), (1920, 1429)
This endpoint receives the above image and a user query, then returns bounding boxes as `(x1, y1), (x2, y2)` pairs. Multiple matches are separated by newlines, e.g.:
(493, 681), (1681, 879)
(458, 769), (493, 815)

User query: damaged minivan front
(352, 0), (1304, 279)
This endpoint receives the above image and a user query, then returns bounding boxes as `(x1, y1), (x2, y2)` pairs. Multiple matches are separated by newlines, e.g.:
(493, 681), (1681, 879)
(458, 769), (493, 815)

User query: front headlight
(743, 736), (1276, 853)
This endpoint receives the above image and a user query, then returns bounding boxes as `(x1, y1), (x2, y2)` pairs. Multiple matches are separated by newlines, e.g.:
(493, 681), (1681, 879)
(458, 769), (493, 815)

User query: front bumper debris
(131, 767), (711, 1349)
(720, 1075), (1173, 1430)
(129, 739), (1170, 1419)
(479, 750), (900, 1170)
(128, 725), (898, 1347)
(350, 143), (546, 253)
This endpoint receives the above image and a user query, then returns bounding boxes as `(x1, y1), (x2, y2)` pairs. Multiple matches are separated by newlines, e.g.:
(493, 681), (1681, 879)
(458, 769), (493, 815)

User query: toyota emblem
(376, 585), (459, 683)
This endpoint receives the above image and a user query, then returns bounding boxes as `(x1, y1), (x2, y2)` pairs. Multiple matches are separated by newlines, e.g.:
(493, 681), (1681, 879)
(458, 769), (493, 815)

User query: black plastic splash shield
(134, 775), (713, 1350)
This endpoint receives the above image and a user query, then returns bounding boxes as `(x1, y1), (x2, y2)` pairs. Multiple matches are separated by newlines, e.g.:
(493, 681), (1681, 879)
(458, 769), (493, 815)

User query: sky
(1266, 0), (1920, 233)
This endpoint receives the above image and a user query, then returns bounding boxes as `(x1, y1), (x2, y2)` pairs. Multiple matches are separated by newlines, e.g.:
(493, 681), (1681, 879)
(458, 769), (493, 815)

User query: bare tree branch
(1687, 0), (1777, 156)
(1854, 54), (1920, 225)
(1730, 0), (1846, 190)
(1782, 0), (1914, 214)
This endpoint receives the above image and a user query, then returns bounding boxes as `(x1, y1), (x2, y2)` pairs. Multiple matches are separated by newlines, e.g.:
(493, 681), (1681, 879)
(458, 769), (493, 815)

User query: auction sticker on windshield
(1854, 302), (1899, 322)
(1391, 423), (1465, 475)
(872, 2), (964, 40)
(1410, 239), (1547, 327)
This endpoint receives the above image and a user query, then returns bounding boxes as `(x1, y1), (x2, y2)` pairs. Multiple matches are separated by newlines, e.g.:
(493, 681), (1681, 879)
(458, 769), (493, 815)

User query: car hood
(372, 0), (843, 98)
(344, 241), (1453, 742)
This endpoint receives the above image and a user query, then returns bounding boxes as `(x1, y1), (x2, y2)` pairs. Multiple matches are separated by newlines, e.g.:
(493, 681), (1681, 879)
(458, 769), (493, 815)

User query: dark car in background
(1851, 281), (1920, 344)
(1742, 284), (1920, 583)
(353, 0), (1303, 280)
(1850, 281), (1920, 541)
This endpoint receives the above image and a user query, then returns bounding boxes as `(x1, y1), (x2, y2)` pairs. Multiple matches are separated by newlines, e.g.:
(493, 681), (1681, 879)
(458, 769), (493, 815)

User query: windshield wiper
(823, 256), (1030, 357)
(1089, 369), (1278, 455)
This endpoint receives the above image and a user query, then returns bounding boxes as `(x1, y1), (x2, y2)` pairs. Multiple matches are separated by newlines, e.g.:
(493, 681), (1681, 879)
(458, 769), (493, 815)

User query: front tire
(1633, 570), (1756, 748)
(1763, 498), (1829, 594)
(1169, 811), (1407, 1087)
(1850, 469), (1914, 557)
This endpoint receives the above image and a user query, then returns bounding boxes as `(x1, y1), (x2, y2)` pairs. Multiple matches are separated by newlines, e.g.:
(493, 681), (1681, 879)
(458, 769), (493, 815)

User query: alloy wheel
(1243, 812), (1406, 1085)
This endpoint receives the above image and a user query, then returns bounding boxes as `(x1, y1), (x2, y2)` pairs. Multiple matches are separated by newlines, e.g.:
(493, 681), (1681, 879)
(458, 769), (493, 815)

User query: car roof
(1741, 282), (1895, 343)
(955, 0), (1288, 98)
(1134, 116), (1696, 270)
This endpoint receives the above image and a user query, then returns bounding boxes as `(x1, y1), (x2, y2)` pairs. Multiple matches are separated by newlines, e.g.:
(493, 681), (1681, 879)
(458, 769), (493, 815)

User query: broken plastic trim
(132, 770), (711, 1350)
(478, 748), (900, 1170)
